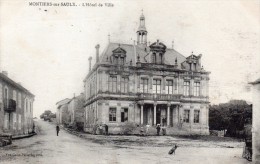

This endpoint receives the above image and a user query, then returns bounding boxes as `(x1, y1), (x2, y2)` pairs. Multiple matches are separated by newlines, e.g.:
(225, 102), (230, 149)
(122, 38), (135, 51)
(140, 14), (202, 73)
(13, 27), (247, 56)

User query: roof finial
(108, 33), (110, 43)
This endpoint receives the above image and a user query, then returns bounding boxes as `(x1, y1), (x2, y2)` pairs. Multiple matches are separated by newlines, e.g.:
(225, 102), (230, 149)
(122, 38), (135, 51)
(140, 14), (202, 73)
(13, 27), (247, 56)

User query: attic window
(112, 46), (126, 65)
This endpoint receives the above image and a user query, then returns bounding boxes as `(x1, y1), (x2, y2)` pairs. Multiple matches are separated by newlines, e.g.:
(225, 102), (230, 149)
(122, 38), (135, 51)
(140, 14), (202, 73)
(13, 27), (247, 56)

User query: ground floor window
(194, 110), (200, 123)
(121, 108), (128, 122)
(18, 114), (21, 130)
(4, 113), (8, 129)
(183, 110), (190, 123)
(109, 108), (116, 122)
(13, 113), (16, 130)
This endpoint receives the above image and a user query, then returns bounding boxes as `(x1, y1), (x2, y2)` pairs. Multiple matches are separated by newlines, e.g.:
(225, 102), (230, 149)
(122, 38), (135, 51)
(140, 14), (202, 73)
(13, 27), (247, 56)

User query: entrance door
(156, 109), (161, 125)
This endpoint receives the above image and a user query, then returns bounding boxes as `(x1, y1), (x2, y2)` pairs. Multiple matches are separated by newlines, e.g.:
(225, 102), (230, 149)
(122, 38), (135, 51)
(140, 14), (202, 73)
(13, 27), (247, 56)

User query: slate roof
(99, 42), (186, 67)
(0, 72), (34, 97)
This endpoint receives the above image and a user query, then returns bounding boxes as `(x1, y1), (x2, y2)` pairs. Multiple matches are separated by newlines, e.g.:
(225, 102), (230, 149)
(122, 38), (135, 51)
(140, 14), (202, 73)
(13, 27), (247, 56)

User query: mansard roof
(99, 42), (186, 67)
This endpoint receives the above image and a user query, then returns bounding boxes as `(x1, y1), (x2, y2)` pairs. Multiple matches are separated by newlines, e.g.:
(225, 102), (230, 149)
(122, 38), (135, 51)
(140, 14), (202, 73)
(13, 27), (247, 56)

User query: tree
(209, 100), (252, 137)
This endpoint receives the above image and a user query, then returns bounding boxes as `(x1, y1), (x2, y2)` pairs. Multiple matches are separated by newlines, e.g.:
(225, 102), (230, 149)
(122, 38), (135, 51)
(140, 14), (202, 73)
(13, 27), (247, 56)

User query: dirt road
(0, 120), (250, 164)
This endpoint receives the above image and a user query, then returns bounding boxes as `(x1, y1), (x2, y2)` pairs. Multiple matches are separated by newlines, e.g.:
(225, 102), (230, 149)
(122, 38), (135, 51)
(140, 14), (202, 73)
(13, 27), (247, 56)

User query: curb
(13, 133), (37, 140)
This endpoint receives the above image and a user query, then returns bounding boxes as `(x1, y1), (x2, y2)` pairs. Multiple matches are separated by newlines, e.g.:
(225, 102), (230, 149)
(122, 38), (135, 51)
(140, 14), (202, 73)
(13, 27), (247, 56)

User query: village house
(67, 93), (85, 126)
(0, 71), (35, 136)
(83, 13), (210, 135)
(250, 78), (260, 163)
(56, 98), (70, 125)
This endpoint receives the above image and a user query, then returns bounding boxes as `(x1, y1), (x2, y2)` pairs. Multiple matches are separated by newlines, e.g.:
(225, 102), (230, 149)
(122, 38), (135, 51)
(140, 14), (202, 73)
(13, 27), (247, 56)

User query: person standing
(104, 124), (108, 135)
(56, 125), (60, 136)
(156, 124), (161, 136)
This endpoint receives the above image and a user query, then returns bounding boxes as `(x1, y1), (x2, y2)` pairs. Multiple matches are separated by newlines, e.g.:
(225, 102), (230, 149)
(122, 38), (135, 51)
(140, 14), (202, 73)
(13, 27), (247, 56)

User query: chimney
(2, 71), (8, 76)
(88, 56), (92, 72)
(95, 44), (100, 63)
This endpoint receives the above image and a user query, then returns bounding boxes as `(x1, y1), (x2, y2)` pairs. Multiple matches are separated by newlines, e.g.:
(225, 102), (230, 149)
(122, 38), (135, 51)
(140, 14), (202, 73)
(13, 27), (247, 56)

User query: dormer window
(149, 40), (166, 65)
(112, 45), (126, 65)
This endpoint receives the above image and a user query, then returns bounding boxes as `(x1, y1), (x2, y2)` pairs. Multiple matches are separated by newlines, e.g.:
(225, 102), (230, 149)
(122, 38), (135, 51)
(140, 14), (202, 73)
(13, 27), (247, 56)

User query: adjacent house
(250, 78), (260, 163)
(0, 71), (35, 136)
(83, 13), (210, 135)
(56, 98), (70, 125)
(67, 93), (85, 125)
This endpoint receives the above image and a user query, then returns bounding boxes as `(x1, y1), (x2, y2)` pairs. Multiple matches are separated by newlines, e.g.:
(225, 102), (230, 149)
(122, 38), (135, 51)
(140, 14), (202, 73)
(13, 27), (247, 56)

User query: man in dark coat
(56, 125), (60, 136)
(156, 124), (161, 136)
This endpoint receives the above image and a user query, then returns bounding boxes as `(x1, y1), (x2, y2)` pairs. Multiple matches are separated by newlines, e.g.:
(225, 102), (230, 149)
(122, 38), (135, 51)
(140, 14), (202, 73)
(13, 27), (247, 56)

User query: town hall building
(84, 13), (210, 135)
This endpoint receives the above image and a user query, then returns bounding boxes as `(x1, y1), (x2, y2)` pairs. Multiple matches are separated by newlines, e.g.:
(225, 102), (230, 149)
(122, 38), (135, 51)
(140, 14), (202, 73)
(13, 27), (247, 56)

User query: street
(0, 120), (250, 164)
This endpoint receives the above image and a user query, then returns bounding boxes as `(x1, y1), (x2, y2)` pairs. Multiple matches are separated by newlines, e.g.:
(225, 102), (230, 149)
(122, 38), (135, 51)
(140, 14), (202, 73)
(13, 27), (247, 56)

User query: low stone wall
(85, 124), (209, 136)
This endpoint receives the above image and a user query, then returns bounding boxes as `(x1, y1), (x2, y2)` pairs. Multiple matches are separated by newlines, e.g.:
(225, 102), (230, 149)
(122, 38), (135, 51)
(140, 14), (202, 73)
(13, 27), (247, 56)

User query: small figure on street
(162, 126), (166, 135)
(156, 124), (161, 136)
(56, 125), (60, 136)
(104, 124), (108, 135)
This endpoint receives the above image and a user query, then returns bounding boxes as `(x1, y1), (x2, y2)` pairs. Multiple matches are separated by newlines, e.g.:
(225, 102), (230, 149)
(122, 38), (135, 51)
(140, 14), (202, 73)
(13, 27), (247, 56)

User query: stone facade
(56, 98), (70, 124)
(84, 13), (210, 135)
(250, 78), (260, 163)
(67, 94), (85, 124)
(0, 72), (34, 136)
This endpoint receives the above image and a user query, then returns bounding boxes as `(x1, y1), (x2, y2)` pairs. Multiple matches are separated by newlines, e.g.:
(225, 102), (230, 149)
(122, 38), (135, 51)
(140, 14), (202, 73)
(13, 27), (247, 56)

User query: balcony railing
(137, 93), (182, 101)
(4, 99), (16, 112)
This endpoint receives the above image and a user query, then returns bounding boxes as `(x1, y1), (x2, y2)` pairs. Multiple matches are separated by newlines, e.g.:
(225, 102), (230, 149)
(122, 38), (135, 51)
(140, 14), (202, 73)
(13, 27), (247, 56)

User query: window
(184, 81), (190, 96)
(109, 108), (116, 122)
(194, 110), (200, 123)
(120, 57), (124, 65)
(114, 56), (118, 64)
(152, 53), (156, 63)
(121, 77), (129, 93)
(18, 93), (21, 108)
(4, 87), (8, 107)
(140, 78), (148, 93)
(13, 113), (16, 130)
(121, 108), (128, 122)
(4, 113), (8, 129)
(13, 90), (17, 101)
(166, 80), (173, 94)
(109, 76), (117, 93)
(194, 82), (200, 96)
(183, 110), (190, 123)
(159, 53), (163, 64)
(153, 79), (161, 94)
(18, 114), (21, 130)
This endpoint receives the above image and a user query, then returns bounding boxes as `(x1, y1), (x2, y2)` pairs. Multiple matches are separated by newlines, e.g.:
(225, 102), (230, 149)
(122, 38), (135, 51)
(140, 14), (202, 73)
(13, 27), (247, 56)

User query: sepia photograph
(0, 0), (259, 163)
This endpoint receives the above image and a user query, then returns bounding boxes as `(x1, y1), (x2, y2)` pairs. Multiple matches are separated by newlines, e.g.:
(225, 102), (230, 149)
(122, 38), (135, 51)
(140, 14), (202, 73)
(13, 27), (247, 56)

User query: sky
(0, 0), (259, 117)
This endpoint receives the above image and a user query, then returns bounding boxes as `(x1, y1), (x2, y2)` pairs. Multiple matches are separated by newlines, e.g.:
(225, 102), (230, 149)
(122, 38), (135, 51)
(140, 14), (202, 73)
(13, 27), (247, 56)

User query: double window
(194, 82), (200, 96)
(109, 76), (117, 93)
(194, 110), (200, 123)
(109, 108), (116, 122)
(153, 79), (161, 94)
(184, 81), (190, 96)
(166, 80), (173, 94)
(140, 78), (148, 93)
(121, 77), (129, 93)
